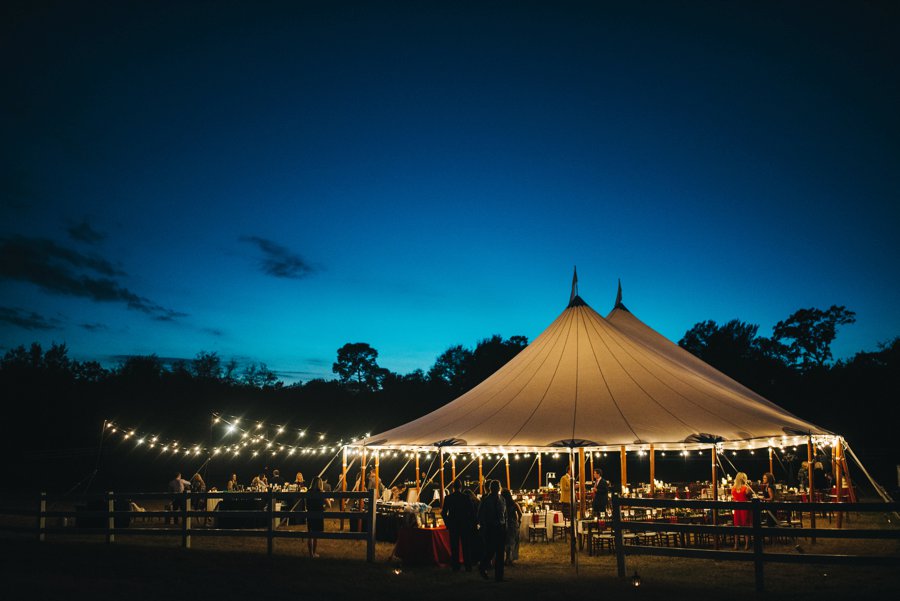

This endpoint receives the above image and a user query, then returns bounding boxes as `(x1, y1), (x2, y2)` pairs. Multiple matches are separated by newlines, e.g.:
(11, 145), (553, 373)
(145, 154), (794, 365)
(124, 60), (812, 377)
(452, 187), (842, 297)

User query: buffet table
(393, 526), (457, 566)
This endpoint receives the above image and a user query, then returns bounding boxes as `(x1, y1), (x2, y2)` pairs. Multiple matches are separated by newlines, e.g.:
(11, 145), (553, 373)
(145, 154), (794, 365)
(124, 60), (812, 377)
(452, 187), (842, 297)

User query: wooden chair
(591, 531), (616, 554)
(528, 512), (549, 543)
(552, 518), (570, 542)
(659, 530), (680, 546)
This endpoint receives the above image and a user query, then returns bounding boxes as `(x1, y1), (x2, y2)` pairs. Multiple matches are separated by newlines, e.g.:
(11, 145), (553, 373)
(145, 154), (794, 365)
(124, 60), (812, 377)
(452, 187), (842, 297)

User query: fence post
(267, 490), (275, 557)
(752, 498), (764, 593)
(182, 492), (191, 549)
(613, 494), (625, 577)
(38, 492), (46, 542)
(367, 489), (377, 563)
(107, 491), (115, 544)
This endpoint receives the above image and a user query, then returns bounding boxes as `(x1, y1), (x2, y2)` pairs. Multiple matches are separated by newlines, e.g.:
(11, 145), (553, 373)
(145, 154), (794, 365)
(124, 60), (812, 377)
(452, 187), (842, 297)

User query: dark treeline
(2, 305), (898, 492)
(0, 335), (530, 492)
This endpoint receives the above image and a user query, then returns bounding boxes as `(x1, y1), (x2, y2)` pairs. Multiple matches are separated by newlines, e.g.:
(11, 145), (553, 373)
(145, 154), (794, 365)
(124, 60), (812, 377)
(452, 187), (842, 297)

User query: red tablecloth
(393, 526), (457, 566)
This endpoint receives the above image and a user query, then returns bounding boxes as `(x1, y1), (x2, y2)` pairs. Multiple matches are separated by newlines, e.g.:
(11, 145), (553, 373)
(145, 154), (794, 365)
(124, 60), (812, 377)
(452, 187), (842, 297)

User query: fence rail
(1, 490), (379, 562)
(610, 495), (900, 592)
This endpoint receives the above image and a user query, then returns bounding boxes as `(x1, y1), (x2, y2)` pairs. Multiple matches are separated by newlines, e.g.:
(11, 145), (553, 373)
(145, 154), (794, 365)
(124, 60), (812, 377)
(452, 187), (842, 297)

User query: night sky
(3, 1), (898, 382)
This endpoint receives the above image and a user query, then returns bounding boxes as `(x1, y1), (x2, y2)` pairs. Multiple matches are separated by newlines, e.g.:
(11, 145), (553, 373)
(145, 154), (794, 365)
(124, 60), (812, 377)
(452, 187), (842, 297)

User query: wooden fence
(2, 490), (378, 562)
(610, 495), (900, 592)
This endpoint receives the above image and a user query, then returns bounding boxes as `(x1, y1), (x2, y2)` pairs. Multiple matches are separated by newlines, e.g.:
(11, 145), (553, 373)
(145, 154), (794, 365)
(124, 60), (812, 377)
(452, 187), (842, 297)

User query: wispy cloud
(0, 306), (61, 331)
(201, 327), (225, 337)
(80, 322), (108, 332)
(240, 236), (315, 279)
(67, 220), (107, 245)
(0, 236), (186, 321)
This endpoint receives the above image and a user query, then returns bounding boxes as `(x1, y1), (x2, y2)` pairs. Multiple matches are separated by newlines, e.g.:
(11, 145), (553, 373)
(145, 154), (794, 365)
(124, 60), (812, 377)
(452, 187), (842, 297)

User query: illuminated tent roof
(362, 277), (829, 452)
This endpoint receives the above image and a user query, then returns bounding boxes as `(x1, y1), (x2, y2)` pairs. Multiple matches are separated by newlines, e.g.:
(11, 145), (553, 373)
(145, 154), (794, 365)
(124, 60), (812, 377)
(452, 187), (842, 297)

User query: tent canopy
(361, 280), (830, 452)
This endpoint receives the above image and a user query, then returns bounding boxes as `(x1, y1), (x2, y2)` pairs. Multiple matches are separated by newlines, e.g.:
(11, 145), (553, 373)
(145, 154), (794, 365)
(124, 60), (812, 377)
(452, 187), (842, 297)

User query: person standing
(442, 479), (476, 572)
(168, 472), (190, 524)
(477, 480), (507, 582)
(761, 472), (777, 527)
(226, 473), (238, 492)
(731, 472), (752, 550)
(501, 488), (522, 566)
(813, 462), (827, 497)
(190, 473), (207, 524)
(591, 469), (609, 517)
(797, 461), (809, 490)
(306, 476), (329, 557)
(559, 469), (572, 506)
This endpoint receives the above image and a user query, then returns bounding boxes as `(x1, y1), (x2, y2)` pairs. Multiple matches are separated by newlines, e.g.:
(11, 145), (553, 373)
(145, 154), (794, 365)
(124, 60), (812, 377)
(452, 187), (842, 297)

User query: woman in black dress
(306, 476), (328, 557)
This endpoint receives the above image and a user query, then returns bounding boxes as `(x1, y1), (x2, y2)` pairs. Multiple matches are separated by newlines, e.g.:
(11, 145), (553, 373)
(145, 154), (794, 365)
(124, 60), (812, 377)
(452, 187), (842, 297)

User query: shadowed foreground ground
(2, 523), (899, 601)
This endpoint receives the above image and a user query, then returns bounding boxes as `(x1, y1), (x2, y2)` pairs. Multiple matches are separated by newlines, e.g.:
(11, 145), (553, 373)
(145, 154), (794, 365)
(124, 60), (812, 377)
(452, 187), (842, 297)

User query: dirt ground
(2, 510), (899, 600)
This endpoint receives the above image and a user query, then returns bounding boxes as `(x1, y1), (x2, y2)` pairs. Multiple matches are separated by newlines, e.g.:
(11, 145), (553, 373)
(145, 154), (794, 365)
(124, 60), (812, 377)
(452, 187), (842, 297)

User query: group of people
(558, 468), (611, 517)
(730, 471), (778, 550)
(441, 479), (523, 582)
(223, 470), (315, 491)
(797, 460), (831, 495)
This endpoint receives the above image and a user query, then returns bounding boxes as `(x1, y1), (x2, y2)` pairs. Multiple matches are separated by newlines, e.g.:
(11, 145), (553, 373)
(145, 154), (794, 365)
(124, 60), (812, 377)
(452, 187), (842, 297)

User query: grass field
(2, 511), (899, 600)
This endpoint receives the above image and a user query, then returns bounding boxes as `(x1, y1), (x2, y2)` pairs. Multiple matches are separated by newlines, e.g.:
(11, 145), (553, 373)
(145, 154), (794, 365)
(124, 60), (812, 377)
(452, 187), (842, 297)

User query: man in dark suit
(442, 479), (476, 571)
(477, 479), (507, 581)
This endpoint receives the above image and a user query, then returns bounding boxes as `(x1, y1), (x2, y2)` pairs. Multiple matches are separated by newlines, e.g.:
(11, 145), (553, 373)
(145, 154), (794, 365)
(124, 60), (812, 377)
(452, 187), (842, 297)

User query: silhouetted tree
(679, 320), (760, 364)
(333, 343), (386, 392)
(223, 359), (239, 384)
(116, 354), (165, 383)
(464, 335), (528, 390)
(72, 360), (108, 383)
(427, 335), (528, 394)
(191, 351), (223, 380)
(242, 362), (281, 388)
(427, 344), (472, 391)
(768, 306), (856, 371)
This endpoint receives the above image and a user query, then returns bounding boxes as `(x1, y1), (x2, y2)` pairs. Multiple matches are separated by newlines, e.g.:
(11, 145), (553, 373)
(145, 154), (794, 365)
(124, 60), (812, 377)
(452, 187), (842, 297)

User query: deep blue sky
(2, 1), (898, 382)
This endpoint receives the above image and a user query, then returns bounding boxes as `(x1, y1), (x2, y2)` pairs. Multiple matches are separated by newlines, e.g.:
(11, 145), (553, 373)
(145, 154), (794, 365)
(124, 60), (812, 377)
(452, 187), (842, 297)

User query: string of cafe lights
(102, 414), (368, 459)
(102, 414), (841, 463)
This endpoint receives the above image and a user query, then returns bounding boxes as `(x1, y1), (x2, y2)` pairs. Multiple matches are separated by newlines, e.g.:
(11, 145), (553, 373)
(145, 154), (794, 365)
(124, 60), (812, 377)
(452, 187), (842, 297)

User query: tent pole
(807, 437), (816, 543)
(478, 455), (484, 495)
(711, 445), (719, 549)
(504, 453), (511, 491)
(834, 441), (843, 528)
(415, 452), (421, 501)
(768, 447), (774, 475)
(537, 452), (542, 490)
(840, 440), (858, 503)
(375, 450), (380, 496)
(578, 448), (586, 519)
(620, 446), (627, 494)
(568, 448), (576, 566)
(589, 450), (594, 483)
(361, 447), (367, 492)
(649, 445), (656, 496)
(451, 453), (457, 484)
(341, 446), (347, 531)
(439, 448), (446, 506)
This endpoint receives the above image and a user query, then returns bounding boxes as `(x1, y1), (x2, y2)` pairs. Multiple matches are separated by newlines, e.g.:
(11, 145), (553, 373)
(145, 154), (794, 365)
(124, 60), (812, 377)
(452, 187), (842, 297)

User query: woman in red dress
(731, 472), (752, 550)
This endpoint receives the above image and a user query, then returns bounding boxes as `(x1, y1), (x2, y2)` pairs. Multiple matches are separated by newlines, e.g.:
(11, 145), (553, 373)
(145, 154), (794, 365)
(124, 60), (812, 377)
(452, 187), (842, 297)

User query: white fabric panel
(363, 295), (828, 450)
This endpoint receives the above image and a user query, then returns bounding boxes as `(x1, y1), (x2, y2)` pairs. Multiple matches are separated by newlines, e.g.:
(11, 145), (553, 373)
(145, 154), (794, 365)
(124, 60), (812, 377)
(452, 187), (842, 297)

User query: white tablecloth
(519, 510), (565, 539)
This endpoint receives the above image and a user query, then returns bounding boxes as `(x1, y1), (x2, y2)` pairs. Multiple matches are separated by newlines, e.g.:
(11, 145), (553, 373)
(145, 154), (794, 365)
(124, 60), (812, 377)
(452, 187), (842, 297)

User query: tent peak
(614, 278), (630, 312)
(567, 266), (590, 307)
(568, 266), (578, 304)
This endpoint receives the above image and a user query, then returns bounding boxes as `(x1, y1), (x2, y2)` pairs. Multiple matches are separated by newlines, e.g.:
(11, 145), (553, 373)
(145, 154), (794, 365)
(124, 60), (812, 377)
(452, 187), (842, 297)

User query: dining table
(518, 509), (565, 540)
(393, 525), (460, 566)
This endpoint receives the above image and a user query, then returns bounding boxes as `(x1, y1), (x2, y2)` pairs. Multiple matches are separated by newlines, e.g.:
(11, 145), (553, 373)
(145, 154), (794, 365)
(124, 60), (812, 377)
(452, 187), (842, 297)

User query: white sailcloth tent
(360, 278), (832, 453)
